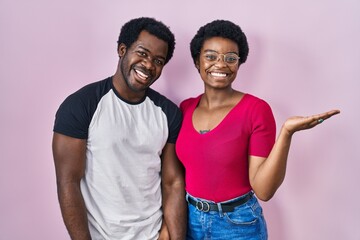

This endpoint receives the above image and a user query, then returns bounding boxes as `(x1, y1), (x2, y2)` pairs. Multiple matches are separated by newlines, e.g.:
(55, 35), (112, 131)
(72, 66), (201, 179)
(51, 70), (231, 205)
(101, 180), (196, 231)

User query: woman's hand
(158, 220), (170, 240)
(283, 109), (340, 135)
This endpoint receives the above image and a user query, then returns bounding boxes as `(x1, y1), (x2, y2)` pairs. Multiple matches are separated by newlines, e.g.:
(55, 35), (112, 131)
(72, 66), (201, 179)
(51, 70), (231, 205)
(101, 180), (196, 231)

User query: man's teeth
(211, 72), (227, 77)
(135, 69), (149, 79)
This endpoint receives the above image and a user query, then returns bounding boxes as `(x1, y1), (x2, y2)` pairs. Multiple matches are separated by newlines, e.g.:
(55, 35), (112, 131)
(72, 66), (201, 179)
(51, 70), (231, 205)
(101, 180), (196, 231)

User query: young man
(52, 17), (186, 240)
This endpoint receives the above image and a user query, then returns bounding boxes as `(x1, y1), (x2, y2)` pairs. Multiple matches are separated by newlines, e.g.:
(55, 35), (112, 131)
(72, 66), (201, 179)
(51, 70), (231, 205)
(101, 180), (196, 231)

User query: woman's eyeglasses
(202, 52), (240, 66)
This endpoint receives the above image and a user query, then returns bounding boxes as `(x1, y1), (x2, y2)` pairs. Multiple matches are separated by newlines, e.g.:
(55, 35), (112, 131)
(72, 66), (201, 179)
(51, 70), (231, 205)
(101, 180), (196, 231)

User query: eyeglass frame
(200, 51), (241, 66)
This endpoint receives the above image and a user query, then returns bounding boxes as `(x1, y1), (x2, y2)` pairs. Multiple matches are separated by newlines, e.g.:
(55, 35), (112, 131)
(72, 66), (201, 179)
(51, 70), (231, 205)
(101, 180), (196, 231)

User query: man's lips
(134, 69), (149, 79)
(133, 68), (153, 83)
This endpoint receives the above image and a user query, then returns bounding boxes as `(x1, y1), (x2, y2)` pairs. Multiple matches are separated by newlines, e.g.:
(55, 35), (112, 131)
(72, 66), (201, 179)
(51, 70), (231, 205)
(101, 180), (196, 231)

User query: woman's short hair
(190, 20), (249, 66)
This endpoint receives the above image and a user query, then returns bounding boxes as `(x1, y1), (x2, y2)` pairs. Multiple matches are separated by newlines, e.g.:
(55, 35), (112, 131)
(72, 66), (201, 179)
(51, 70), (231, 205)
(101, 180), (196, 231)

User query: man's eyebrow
(137, 45), (166, 60)
(137, 45), (150, 52)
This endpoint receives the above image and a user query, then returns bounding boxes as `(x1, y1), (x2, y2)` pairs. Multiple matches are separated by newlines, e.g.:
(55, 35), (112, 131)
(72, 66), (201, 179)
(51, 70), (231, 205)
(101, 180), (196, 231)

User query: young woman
(175, 20), (339, 239)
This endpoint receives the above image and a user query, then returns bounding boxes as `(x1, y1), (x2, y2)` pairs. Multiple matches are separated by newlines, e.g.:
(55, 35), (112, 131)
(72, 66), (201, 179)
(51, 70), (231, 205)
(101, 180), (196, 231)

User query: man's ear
(118, 43), (127, 58)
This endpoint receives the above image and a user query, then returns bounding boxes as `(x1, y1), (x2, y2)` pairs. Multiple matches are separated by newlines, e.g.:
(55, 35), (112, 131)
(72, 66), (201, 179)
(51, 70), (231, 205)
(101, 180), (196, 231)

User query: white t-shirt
(54, 77), (182, 239)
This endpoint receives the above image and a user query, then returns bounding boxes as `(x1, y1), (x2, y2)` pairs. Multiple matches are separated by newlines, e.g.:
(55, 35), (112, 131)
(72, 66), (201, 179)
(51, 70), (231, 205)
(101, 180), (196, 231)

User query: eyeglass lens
(204, 52), (239, 65)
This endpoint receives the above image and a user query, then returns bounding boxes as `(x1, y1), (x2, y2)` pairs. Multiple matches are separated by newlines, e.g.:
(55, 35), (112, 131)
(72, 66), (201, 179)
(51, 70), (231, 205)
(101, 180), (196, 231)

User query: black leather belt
(188, 192), (253, 213)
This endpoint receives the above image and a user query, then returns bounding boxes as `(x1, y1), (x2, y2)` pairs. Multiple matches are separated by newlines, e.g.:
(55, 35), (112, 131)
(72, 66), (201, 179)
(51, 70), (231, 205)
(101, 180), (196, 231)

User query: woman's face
(197, 37), (240, 90)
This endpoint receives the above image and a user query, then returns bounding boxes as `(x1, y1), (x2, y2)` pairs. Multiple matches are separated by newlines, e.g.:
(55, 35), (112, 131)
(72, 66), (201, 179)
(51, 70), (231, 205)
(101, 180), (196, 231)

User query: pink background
(1, 0), (359, 239)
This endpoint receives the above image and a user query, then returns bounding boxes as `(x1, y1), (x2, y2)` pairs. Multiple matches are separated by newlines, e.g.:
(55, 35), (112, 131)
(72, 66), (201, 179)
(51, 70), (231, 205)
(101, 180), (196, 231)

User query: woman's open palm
(283, 109), (340, 135)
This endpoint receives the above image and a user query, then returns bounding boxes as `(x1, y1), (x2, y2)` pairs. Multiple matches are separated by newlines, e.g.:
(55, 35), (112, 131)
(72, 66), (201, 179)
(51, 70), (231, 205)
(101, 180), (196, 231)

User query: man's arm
(161, 143), (187, 240)
(52, 132), (91, 240)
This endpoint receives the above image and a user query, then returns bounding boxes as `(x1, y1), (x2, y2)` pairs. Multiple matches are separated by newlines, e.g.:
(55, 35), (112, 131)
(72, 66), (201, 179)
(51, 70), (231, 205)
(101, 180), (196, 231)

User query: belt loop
(217, 203), (224, 217)
(185, 193), (189, 203)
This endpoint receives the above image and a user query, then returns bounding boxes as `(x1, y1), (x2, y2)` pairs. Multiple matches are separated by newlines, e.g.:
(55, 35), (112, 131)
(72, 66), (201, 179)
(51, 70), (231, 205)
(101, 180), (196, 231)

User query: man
(52, 17), (186, 240)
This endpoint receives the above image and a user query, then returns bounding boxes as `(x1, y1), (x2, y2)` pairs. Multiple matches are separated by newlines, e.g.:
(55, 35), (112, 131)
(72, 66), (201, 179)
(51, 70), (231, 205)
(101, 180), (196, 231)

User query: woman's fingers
(311, 109), (340, 124)
(284, 109), (340, 134)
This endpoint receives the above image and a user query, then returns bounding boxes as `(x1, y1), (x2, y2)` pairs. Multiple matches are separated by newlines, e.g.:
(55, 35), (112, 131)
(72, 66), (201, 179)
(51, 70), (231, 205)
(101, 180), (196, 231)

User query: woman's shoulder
(242, 93), (271, 107)
(179, 94), (202, 111)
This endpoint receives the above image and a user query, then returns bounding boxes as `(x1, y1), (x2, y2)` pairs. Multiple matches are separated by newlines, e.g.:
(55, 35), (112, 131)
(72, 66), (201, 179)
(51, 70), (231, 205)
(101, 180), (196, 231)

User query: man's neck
(112, 72), (146, 103)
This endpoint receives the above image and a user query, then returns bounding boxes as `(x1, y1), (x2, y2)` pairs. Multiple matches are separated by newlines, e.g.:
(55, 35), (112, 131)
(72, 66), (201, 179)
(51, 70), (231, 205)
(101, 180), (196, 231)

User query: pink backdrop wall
(1, 0), (359, 239)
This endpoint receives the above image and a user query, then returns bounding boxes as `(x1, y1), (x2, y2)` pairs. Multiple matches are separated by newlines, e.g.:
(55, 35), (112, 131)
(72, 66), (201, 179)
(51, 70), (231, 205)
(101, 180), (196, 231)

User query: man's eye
(136, 51), (147, 57)
(154, 59), (165, 66)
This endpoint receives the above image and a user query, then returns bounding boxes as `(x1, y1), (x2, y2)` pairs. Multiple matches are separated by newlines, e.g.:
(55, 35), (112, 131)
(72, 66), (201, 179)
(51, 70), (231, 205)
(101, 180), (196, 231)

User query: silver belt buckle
(196, 201), (210, 212)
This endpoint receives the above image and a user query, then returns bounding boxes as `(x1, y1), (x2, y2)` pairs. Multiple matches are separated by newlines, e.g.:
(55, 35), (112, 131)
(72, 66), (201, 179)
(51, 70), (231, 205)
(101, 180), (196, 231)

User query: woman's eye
(205, 54), (217, 61)
(226, 57), (236, 62)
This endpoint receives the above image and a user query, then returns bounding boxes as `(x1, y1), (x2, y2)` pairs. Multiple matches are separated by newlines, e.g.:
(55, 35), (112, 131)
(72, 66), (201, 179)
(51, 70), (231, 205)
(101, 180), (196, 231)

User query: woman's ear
(195, 59), (200, 72)
(195, 57), (200, 68)
(118, 43), (127, 58)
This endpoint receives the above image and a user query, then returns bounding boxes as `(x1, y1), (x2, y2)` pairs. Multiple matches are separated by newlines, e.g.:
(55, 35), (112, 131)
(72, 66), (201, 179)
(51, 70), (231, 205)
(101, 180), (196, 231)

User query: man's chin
(128, 83), (149, 93)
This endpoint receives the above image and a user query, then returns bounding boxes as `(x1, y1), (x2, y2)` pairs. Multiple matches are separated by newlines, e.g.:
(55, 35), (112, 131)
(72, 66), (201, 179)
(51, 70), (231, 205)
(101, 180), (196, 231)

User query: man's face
(118, 30), (168, 93)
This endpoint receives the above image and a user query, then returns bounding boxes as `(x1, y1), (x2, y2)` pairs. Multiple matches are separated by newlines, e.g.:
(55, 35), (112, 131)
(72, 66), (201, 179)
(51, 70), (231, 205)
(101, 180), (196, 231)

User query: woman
(175, 20), (340, 239)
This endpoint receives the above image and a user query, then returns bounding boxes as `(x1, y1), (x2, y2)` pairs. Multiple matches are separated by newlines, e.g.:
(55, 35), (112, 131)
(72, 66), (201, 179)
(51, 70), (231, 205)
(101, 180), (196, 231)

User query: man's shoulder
(53, 77), (112, 139)
(58, 77), (112, 108)
(71, 77), (112, 98)
(146, 88), (179, 109)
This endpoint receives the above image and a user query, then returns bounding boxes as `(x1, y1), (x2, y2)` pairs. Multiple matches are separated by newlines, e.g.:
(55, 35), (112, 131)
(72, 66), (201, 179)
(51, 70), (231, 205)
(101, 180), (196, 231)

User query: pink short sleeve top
(175, 94), (276, 202)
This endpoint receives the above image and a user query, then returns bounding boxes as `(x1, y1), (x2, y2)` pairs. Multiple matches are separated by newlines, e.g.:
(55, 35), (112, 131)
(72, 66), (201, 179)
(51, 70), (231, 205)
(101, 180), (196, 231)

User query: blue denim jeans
(186, 192), (268, 240)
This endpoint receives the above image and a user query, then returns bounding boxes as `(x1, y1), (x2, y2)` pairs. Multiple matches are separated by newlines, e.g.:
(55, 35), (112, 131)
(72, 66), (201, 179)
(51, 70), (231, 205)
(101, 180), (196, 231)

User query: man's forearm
(58, 182), (91, 240)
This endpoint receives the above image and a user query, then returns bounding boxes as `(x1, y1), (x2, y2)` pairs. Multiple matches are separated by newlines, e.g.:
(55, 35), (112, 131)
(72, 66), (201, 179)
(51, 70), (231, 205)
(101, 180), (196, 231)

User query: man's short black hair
(117, 17), (175, 64)
(190, 20), (249, 66)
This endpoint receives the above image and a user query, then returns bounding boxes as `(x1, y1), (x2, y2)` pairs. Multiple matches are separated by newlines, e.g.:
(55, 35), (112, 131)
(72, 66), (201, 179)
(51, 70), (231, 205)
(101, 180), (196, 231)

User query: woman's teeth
(211, 72), (227, 77)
